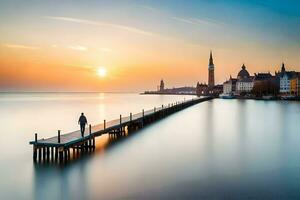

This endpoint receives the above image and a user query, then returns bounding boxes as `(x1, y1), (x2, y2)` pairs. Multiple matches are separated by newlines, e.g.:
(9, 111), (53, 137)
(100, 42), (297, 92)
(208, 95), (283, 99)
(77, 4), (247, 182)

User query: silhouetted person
(78, 113), (88, 137)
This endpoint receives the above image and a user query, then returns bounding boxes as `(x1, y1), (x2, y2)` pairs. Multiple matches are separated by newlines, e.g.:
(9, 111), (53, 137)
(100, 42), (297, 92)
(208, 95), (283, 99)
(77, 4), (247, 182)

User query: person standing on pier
(78, 113), (88, 137)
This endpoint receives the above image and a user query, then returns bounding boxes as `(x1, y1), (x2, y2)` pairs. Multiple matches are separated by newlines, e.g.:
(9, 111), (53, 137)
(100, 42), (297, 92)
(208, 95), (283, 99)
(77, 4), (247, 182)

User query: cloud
(140, 5), (223, 28)
(139, 5), (161, 12)
(68, 45), (88, 51)
(4, 44), (39, 50)
(172, 17), (200, 26)
(44, 16), (154, 36)
(172, 16), (221, 27)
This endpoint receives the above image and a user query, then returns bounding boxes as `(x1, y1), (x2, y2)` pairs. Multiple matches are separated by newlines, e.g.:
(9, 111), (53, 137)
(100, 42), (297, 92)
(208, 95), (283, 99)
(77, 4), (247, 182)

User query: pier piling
(58, 130), (61, 143)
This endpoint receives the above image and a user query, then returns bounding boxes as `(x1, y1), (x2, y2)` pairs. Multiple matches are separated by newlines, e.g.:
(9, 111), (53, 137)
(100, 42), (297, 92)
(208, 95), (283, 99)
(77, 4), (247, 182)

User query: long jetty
(29, 96), (213, 163)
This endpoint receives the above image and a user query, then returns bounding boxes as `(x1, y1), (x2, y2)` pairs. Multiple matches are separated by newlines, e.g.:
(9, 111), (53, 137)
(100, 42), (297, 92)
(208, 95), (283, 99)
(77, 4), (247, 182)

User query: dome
(237, 64), (250, 79)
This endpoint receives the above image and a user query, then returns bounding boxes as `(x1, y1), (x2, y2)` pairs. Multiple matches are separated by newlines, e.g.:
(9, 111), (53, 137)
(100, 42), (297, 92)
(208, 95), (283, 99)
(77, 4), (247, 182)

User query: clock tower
(208, 51), (215, 88)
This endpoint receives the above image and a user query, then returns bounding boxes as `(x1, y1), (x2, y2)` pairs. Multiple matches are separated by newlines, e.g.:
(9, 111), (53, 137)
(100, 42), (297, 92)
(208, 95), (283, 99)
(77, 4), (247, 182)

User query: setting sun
(97, 67), (107, 77)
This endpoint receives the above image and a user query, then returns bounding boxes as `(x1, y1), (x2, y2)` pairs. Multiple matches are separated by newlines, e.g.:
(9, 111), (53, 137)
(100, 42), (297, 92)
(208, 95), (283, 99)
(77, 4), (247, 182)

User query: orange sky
(0, 1), (299, 92)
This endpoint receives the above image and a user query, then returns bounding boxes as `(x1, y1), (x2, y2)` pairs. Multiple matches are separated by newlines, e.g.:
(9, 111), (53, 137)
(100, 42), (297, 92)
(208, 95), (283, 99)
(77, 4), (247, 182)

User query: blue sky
(0, 0), (299, 91)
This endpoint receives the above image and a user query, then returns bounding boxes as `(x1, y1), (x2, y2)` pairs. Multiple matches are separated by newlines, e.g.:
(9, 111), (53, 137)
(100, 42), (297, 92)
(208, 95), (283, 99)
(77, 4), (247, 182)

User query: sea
(0, 92), (300, 199)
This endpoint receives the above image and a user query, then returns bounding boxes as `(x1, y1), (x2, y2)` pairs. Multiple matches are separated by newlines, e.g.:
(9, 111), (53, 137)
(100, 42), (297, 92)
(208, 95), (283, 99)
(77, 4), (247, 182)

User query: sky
(0, 0), (299, 92)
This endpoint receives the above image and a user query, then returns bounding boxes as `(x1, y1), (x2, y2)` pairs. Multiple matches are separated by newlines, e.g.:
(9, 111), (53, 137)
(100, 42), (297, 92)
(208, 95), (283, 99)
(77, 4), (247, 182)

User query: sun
(97, 67), (107, 77)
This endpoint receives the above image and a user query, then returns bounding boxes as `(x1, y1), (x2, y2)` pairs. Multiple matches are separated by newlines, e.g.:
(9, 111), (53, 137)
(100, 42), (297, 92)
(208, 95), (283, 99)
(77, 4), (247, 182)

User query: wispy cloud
(68, 45), (88, 51)
(140, 5), (223, 28)
(172, 16), (221, 27)
(139, 5), (161, 12)
(171, 17), (200, 26)
(44, 16), (154, 36)
(4, 44), (39, 50)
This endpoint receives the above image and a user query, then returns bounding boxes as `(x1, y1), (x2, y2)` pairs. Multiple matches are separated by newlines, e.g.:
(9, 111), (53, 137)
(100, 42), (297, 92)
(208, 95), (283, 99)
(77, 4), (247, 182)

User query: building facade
(236, 64), (254, 94)
(236, 79), (254, 93)
(278, 63), (296, 95)
(196, 82), (208, 96)
(290, 75), (300, 96)
(280, 73), (292, 94)
(252, 73), (278, 96)
(222, 64), (253, 96)
(223, 76), (237, 95)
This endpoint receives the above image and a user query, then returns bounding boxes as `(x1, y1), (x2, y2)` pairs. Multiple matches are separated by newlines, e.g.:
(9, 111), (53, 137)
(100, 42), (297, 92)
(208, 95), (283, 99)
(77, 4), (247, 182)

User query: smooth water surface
(0, 93), (300, 199)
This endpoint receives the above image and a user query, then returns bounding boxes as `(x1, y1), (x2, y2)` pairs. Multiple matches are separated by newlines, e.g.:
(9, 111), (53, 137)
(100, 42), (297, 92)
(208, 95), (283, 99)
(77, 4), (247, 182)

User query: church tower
(208, 51), (215, 87)
(159, 79), (165, 92)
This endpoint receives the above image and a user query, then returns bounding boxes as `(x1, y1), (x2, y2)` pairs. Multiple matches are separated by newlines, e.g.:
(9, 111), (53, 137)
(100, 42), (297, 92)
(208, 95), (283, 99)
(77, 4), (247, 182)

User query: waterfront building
(277, 63), (297, 95)
(212, 85), (223, 95)
(196, 82), (208, 96)
(222, 76), (237, 95)
(196, 82), (223, 96)
(208, 51), (215, 88)
(280, 72), (294, 94)
(290, 74), (300, 96)
(236, 64), (254, 94)
(252, 73), (278, 96)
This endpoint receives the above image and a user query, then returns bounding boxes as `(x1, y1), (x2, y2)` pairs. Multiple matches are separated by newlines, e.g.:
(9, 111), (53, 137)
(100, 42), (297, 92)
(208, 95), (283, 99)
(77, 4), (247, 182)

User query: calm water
(0, 93), (300, 199)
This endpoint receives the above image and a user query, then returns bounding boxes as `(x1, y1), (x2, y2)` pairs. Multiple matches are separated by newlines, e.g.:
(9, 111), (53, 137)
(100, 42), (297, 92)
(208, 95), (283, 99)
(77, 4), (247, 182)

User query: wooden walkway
(29, 96), (213, 163)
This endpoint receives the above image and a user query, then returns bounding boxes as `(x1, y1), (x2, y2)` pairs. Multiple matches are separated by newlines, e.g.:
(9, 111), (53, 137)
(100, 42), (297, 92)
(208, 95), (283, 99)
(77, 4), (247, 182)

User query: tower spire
(281, 62), (285, 72)
(209, 50), (214, 65)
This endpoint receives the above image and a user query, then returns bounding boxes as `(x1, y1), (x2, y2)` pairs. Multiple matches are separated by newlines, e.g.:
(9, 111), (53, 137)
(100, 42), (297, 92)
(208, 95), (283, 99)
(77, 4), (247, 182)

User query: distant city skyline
(0, 0), (299, 92)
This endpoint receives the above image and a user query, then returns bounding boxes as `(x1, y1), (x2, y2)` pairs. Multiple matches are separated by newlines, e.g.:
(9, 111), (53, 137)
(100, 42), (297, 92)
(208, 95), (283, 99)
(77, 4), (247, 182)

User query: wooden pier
(29, 97), (213, 164)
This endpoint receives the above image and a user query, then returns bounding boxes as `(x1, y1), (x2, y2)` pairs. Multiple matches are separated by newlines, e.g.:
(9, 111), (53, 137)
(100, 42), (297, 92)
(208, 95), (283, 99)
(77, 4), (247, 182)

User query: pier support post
(89, 124), (92, 136)
(93, 137), (95, 150)
(51, 147), (54, 162)
(119, 115), (122, 135)
(59, 148), (63, 164)
(55, 147), (58, 162)
(87, 140), (90, 152)
(104, 120), (106, 130)
(142, 109), (145, 127)
(130, 113), (132, 121)
(33, 133), (37, 162)
(58, 130), (61, 143)
(63, 149), (67, 162)
(33, 146), (37, 162)
(67, 148), (70, 160)
(42, 147), (46, 162)
(38, 147), (42, 161)
(46, 147), (50, 162)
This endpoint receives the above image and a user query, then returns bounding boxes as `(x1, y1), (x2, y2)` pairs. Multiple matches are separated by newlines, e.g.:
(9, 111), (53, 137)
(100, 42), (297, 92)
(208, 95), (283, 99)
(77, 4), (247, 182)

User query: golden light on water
(97, 67), (107, 78)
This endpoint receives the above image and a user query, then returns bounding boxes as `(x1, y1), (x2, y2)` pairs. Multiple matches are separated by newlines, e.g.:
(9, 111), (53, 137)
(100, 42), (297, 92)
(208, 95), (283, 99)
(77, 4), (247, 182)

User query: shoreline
(221, 96), (300, 101)
(141, 92), (196, 96)
(141, 92), (300, 101)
